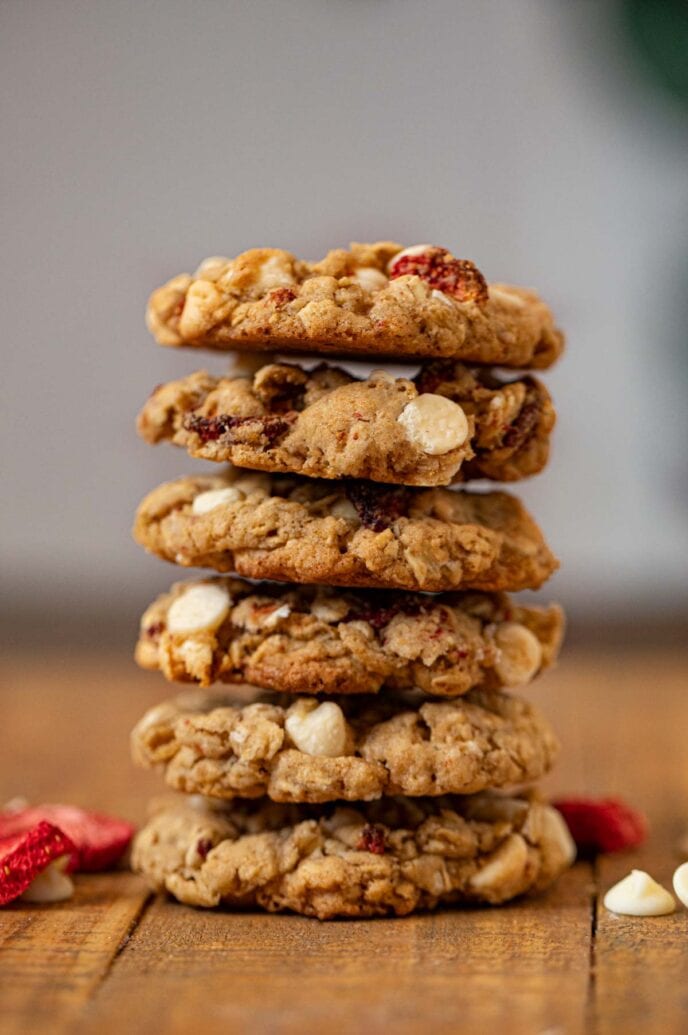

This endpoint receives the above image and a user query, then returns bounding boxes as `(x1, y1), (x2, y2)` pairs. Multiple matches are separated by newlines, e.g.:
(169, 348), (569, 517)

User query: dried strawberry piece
(196, 838), (212, 860)
(0, 821), (77, 906)
(346, 592), (424, 630)
(268, 287), (296, 307)
(389, 247), (488, 305)
(356, 824), (386, 855)
(185, 413), (293, 446)
(413, 360), (456, 396)
(0, 805), (135, 871)
(345, 481), (410, 532)
(553, 797), (648, 854)
(501, 383), (541, 452)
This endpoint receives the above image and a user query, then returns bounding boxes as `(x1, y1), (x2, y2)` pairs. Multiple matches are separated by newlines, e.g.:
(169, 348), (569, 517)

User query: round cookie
(133, 470), (558, 593)
(146, 242), (564, 369)
(132, 792), (575, 918)
(136, 577), (564, 696)
(131, 688), (559, 803)
(137, 361), (555, 487)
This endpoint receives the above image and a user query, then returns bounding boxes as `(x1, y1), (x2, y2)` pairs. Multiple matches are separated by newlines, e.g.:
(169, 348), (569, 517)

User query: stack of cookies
(131, 242), (575, 919)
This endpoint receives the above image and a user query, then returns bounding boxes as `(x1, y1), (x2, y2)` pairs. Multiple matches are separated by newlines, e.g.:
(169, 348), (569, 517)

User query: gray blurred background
(2, 0), (687, 645)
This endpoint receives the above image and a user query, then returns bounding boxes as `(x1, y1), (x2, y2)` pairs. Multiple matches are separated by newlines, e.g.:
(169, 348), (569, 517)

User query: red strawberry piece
(0, 821), (77, 906)
(356, 823), (386, 855)
(0, 805), (135, 872)
(553, 797), (648, 854)
(388, 246), (488, 305)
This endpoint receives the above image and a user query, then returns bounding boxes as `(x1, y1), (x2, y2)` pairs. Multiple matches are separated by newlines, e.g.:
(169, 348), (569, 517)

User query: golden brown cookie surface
(146, 243), (564, 367)
(131, 688), (559, 803)
(133, 470), (558, 593)
(138, 362), (555, 486)
(132, 792), (575, 918)
(136, 577), (564, 696)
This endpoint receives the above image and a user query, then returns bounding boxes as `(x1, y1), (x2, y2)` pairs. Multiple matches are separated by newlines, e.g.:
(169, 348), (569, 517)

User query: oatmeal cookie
(133, 470), (558, 592)
(137, 361), (554, 486)
(136, 577), (564, 696)
(146, 242), (564, 368)
(132, 791), (575, 918)
(131, 688), (558, 803)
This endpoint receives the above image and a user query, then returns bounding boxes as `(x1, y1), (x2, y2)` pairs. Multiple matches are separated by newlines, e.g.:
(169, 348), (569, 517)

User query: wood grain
(0, 873), (150, 1034)
(74, 863), (594, 1035)
(1, 646), (687, 1034)
(594, 842), (688, 1035)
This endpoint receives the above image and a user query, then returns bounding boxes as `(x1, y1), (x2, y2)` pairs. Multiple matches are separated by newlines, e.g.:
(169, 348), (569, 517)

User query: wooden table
(2, 646), (687, 1034)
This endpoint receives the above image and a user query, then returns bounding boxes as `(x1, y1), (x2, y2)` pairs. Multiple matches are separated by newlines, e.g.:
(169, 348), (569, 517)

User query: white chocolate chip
(285, 701), (348, 758)
(493, 622), (543, 686)
(539, 805), (577, 866)
(2, 796), (29, 812)
(604, 870), (675, 916)
(192, 487), (242, 515)
(21, 857), (74, 903)
(179, 638), (214, 676)
(180, 279), (222, 332)
(463, 793), (530, 825)
(489, 286), (526, 309)
(672, 862), (688, 908)
(230, 472), (271, 498)
(311, 602), (340, 622)
(397, 394), (469, 456)
(331, 497), (359, 521)
(387, 244), (433, 272)
(251, 254), (296, 294)
(353, 267), (388, 293)
(227, 352), (276, 378)
(187, 794), (212, 813)
(431, 289), (454, 307)
(470, 833), (528, 892)
(369, 368), (395, 383)
(263, 604), (291, 629)
(193, 256), (230, 281)
(310, 592), (349, 621)
(167, 584), (231, 635)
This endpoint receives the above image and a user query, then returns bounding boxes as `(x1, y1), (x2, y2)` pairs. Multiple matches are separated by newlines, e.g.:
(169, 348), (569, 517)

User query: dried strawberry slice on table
(553, 796), (648, 854)
(0, 804), (135, 871)
(0, 821), (77, 905)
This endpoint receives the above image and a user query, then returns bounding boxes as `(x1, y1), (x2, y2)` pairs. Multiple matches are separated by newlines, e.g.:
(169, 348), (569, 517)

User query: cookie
(133, 470), (558, 593)
(131, 687), (559, 803)
(138, 361), (554, 486)
(131, 792), (575, 918)
(136, 577), (564, 696)
(146, 242), (564, 368)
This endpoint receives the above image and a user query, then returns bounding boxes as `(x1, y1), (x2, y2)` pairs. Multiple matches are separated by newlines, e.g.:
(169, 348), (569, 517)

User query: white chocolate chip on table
(167, 584), (231, 635)
(397, 394), (469, 456)
(20, 857), (74, 904)
(672, 862), (688, 908)
(284, 701), (348, 758)
(603, 870), (675, 916)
